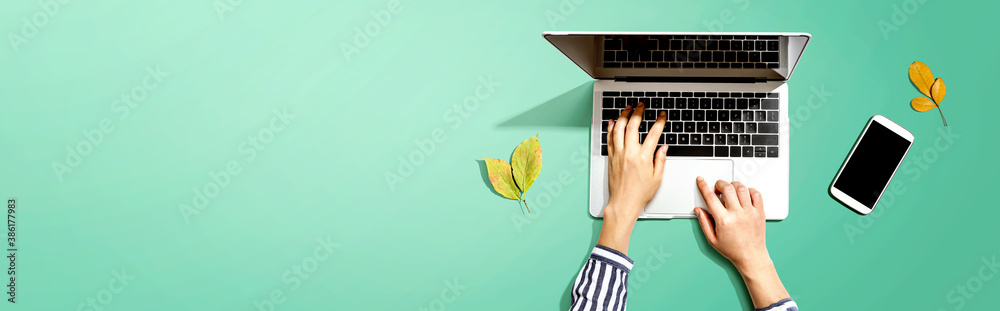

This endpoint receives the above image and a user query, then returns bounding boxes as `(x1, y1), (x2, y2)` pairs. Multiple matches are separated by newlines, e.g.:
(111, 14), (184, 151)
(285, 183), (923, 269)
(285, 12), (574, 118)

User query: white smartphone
(830, 115), (914, 215)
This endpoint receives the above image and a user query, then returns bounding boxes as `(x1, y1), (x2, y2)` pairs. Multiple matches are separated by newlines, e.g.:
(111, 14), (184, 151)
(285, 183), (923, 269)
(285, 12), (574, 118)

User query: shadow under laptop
(497, 81), (592, 128)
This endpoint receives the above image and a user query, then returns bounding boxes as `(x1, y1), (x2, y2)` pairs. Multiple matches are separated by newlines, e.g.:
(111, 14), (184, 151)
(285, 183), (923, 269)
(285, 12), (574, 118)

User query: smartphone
(830, 115), (914, 215)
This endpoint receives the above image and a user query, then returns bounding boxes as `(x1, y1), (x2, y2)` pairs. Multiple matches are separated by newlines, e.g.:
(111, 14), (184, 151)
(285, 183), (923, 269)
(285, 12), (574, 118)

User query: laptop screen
(544, 32), (810, 81)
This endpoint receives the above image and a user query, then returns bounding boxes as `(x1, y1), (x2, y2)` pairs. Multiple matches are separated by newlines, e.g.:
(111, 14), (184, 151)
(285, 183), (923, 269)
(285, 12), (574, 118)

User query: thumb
(694, 208), (718, 246)
(653, 145), (667, 179)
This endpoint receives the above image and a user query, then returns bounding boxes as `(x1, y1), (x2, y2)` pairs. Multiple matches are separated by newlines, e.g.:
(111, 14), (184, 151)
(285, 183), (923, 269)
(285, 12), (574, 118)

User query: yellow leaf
(511, 135), (542, 193)
(483, 158), (521, 200)
(931, 77), (946, 104)
(908, 61), (935, 98)
(910, 96), (936, 112)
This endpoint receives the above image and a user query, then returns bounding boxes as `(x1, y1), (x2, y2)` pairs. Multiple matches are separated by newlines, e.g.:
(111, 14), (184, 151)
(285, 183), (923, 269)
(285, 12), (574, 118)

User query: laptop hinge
(615, 76), (769, 83)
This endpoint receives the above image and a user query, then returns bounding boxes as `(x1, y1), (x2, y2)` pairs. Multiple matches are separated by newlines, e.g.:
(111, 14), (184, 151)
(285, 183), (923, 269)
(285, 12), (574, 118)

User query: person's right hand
(692, 177), (770, 272)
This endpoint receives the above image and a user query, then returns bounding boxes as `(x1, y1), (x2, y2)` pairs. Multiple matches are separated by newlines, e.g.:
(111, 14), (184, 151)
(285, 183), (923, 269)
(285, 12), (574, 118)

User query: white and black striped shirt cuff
(591, 245), (634, 272)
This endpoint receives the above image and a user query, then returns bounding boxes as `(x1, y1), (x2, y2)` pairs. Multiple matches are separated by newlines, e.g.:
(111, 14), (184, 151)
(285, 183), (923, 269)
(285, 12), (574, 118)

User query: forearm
(596, 201), (639, 255)
(737, 258), (793, 310)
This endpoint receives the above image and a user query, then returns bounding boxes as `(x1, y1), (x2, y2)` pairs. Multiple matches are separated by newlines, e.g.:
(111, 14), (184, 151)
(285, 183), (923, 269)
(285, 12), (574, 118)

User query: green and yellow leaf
(909, 61), (935, 98)
(931, 77), (947, 104)
(911, 96), (936, 112)
(511, 135), (542, 193)
(483, 158), (521, 200)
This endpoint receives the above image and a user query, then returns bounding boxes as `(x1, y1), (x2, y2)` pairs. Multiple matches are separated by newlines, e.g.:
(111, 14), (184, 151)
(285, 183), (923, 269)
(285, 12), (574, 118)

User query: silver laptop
(544, 32), (811, 220)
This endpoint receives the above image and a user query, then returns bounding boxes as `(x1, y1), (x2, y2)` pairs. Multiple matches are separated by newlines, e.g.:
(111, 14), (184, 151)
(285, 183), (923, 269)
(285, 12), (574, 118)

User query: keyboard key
(767, 93), (779, 98)
(737, 52), (749, 62)
(712, 98), (724, 109)
(715, 146), (728, 157)
(707, 92), (718, 97)
(730, 110), (742, 121)
(728, 134), (739, 145)
(733, 123), (744, 133)
(762, 52), (779, 62)
(719, 40), (731, 50)
(740, 134), (750, 145)
(603, 98), (614, 108)
(676, 99), (687, 109)
(700, 98), (712, 109)
(697, 122), (708, 132)
(706, 110), (718, 121)
(678, 134), (689, 144)
(603, 91), (620, 96)
(669, 110), (681, 121)
(694, 92), (705, 97)
(767, 41), (778, 51)
(748, 99), (760, 109)
(749, 52), (760, 63)
(682, 92), (693, 97)
(664, 98), (675, 109)
(684, 122), (696, 132)
(756, 111), (767, 121)
(724, 98), (736, 109)
(667, 146), (714, 157)
(627, 97), (638, 105)
(709, 122), (720, 133)
(691, 134), (701, 145)
(755, 41), (766, 51)
(694, 110), (705, 121)
(743, 147), (753, 157)
(722, 122), (733, 133)
(755, 93), (766, 98)
(725, 51), (736, 62)
(682, 110), (693, 121)
(752, 134), (778, 145)
(743, 111), (754, 121)
(717, 134), (727, 145)
(718, 110), (730, 121)
(761, 99), (779, 109)
(615, 97), (626, 108)
(758, 123), (779, 133)
(640, 97), (651, 105)
(603, 109), (619, 120)
(602, 120), (609, 131)
(754, 146), (767, 157)
(646, 92), (657, 97)
(746, 123), (757, 133)
(672, 122), (683, 132)
(767, 111), (778, 121)
(638, 121), (647, 132)
(743, 92), (755, 98)
(736, 99), (748, 110)
(665, 134), (677, 144)
(704, 134), (714, 145)
(644, 109), (657, 120)
(767, 147), (778, 157)
(652, 51), (663, 62)
(651, 97), (663, 108)
(669, 92), (681, 97)
(601, 145), (608, 156)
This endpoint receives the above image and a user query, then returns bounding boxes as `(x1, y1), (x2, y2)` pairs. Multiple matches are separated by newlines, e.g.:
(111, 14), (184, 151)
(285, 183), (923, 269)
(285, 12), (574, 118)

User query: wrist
(598, 202), (638, 255)
(734, 254), (775, 278)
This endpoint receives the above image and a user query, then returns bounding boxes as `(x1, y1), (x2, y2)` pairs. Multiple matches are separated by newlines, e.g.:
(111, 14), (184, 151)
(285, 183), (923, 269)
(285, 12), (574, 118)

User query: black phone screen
(833, 121), (912, 208)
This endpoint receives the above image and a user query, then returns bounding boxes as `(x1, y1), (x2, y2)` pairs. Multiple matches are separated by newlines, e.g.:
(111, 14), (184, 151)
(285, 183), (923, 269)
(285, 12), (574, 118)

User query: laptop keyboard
(602, 35), (780, 69)
(600, 91), (780, 158)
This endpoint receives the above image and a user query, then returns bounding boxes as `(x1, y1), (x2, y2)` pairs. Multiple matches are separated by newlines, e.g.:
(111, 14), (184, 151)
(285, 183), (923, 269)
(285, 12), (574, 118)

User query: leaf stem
(936, 104), (948, 126)
(523, 199), (531, 213)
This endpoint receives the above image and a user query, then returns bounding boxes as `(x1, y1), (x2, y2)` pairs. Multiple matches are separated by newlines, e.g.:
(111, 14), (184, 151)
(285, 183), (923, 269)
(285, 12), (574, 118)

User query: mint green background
(1, 0), (997, 310)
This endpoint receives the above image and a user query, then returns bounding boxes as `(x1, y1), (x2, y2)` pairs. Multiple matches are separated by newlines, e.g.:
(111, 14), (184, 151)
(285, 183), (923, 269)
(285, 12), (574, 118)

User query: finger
(613, 106), (631, 151)
(731, 181), (753, 208)
(624, 103), (645, 147)
(653, 145), (667, 180)
(715, 179), (742, 210)
(696, 176), (725, 216)
(606, 119), (615, 158)
(694, 208), (718, 246)
(643, 111), (666, 152)
(749, 187), (764, 210)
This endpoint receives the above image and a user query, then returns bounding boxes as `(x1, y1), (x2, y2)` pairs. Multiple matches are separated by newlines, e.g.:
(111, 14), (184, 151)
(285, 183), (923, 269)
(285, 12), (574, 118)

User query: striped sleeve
(756, 298), (798, 311)
(569, 245), (633, 311)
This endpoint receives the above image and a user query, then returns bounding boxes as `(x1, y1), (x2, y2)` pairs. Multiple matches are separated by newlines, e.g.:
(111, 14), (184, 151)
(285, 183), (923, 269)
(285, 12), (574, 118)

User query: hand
(693, 177), (769, 271)
(597, 103), (668, 254)
(694, 177), (789, 308)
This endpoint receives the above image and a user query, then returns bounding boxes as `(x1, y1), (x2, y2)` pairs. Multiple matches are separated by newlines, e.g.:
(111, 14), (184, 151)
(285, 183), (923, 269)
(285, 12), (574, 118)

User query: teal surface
(1, 0), (997, 310)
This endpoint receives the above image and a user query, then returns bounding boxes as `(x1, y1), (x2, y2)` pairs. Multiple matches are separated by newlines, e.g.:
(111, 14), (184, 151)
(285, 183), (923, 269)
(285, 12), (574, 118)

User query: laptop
(544, 32), (811, 220)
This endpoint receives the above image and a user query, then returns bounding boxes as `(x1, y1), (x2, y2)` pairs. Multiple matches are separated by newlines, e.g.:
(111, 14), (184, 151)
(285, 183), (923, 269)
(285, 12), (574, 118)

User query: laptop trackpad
(645, 159), (733, 216)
